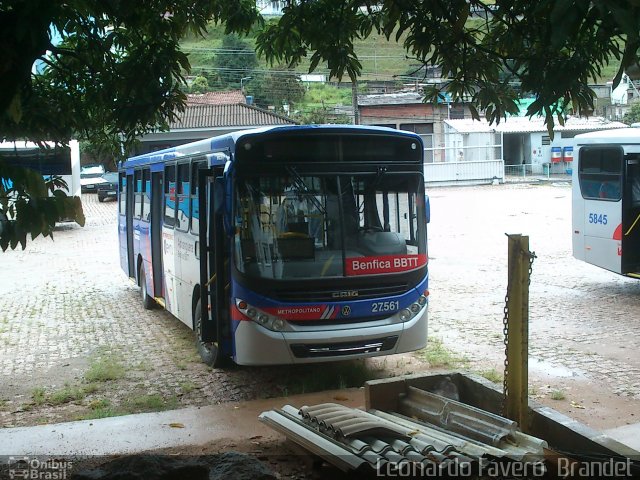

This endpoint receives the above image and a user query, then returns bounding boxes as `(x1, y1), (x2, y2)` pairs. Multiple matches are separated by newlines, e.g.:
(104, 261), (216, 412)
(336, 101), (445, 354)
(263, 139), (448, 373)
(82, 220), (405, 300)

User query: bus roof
(123, 124), (421, 168)
(574, 126), (637, 144)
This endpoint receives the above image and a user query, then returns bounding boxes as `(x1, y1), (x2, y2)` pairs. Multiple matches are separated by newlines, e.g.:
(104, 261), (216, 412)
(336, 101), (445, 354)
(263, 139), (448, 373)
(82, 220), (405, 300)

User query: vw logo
(341, 305), (351, 317)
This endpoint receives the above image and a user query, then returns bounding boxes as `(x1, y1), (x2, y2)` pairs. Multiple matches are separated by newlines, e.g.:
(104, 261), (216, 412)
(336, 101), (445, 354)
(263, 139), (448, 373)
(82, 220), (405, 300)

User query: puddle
(529, 357), (584, 378)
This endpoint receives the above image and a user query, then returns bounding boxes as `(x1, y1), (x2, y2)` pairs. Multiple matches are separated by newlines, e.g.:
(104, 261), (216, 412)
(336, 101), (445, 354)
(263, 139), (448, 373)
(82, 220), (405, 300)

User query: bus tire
(194, 299), (227, 368)
(139, 264), (154, 310)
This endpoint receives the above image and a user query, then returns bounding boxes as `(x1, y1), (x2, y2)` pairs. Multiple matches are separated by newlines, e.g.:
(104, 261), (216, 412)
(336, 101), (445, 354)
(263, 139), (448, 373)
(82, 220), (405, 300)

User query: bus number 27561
(588, 213), (608, 225)
(371, 301), (400, 313)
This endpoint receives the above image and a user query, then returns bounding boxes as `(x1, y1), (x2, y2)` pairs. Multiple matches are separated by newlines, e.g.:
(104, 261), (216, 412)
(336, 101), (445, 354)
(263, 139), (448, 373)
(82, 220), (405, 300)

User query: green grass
(32, 387), (46, 406)
(179, 381), (197, 394)
(125, 394), (178, 412)
(84, 353), (126, 382)
(49, 383), (97, 405)
(419, 338), (469, 368)
(478, 368), (503, 384)
(550, 389), (566, 400)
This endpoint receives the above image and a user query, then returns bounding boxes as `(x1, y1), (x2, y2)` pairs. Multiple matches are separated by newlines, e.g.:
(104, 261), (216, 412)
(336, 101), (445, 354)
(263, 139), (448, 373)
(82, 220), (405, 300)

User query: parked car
(96, 172), (118, 202)
(80, 164), (106, 192)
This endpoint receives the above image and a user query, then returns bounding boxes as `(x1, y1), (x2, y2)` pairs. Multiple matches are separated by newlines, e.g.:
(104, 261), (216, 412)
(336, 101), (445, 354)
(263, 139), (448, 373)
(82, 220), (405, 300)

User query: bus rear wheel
(194, 300), (227, 368)
(139, 264), (154, 310)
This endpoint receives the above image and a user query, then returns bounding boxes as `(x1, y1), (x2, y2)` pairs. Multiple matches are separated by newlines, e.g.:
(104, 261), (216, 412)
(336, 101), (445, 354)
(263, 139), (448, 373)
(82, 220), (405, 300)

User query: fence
(424, 159), (504, 186)
(504, 163), (572, 182)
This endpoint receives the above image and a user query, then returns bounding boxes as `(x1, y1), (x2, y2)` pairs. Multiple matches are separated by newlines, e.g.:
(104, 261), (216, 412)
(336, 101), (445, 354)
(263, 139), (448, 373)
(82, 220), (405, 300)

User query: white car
(80, 165), (106, 192)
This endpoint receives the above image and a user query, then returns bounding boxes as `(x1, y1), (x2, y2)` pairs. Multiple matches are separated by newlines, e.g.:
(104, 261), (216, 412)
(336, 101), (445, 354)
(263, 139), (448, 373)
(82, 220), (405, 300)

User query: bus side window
(579, 147), (622, 201)
(190, 163), (202, 235)
(176, 163), (190, 231)
(119, 173), (126, 214)
(134, 170), (143, 219)
(142, 169), (151, 222)
(164, 164), (176, 228)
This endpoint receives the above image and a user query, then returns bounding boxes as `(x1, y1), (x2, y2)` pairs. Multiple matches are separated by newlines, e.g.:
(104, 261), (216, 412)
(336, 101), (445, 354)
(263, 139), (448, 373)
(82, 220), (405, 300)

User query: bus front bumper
(232, 307), (428, 366)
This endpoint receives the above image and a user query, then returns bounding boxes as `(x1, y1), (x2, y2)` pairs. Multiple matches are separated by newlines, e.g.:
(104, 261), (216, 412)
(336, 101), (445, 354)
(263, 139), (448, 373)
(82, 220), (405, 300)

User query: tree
(247, 67), (306, 111)
(0, 0), (259, 249)
(623, 102), (640, 125)
(256, 1), (640, 130)
(211, 34), (258, 88)
(190, 76), (211, 94)
(3, 1), (640, 250)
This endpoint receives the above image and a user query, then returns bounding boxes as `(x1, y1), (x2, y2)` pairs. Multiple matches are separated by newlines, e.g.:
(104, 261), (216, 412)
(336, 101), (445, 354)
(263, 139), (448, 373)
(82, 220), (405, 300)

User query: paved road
(1, 184), (639, 430)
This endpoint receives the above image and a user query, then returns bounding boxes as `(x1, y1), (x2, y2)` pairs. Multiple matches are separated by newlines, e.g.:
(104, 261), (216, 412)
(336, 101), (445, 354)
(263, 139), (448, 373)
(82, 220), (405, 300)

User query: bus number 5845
(588, 213), (608, 225)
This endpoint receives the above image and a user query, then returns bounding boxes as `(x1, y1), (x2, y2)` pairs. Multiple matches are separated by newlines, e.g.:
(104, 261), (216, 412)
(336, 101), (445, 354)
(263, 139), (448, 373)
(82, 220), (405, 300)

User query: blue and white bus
(0, 140), (81, 199)
(119, 125), (430, 366)
(572, 127), (640, 277)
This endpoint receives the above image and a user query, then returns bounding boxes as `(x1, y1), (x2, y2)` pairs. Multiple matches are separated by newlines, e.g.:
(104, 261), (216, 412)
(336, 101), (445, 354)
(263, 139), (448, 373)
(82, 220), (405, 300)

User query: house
(444, 116), (628, 174)
(135, 92), (296, 155)
(356, 91), (472, 163)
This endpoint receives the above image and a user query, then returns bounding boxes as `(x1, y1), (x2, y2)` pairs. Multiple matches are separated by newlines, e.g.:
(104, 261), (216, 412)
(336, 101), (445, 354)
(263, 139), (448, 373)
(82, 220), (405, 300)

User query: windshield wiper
(285, 166), (325, 215)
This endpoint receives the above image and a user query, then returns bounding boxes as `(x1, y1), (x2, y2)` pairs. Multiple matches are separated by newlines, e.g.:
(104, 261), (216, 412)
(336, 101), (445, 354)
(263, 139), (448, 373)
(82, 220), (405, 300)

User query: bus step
(626, 272), (640, 279)
(154, 297), (166, 308)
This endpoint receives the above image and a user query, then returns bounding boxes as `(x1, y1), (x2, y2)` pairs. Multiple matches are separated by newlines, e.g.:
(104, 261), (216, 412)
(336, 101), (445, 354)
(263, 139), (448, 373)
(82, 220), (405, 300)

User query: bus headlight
(235, 298), (289, 332)
(397, 294), (428, 323)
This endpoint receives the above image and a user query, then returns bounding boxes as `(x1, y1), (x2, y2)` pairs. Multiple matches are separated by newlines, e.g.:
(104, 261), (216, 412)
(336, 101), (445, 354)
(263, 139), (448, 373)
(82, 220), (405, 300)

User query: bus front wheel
(139, 264), (154, 310)
(194, 300), (227, 367)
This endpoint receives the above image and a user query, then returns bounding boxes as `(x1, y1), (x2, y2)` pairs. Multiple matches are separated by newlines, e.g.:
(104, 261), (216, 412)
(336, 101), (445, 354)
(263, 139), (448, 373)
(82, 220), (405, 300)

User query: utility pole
(351, 80), (359, 125)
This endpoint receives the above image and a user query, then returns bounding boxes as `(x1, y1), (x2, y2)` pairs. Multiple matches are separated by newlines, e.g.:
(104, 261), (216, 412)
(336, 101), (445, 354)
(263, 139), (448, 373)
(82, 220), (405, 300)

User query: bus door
(126, 173), (135, 278)
(151, 171), (164, 296)
(622, 156), (640, 275)
(198, 167), (227, 346)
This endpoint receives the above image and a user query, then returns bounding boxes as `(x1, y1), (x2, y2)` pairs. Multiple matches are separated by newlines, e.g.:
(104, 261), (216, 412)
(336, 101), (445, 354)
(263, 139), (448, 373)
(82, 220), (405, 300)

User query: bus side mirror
(425, 194), (431, 224)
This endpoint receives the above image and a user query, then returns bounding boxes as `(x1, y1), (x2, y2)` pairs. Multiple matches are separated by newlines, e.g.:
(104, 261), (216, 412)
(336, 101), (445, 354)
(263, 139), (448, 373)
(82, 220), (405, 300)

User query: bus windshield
(234, 172), (427, 280)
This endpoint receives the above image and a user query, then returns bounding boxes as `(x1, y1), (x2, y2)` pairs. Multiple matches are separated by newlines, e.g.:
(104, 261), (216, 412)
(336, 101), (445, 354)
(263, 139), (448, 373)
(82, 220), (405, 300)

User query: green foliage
(212, 34), (258, 88)
(190, 75), (211, 94)
(0, 159), (85, 251)
(255, 1), (640, 133)
(623, 102), (640, 125)
(247, 66), (306, 111)
(0, 1), (259, 250)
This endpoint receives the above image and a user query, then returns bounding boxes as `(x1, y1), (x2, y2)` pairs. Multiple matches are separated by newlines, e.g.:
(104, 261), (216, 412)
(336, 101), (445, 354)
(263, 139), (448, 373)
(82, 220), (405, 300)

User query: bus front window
(234, 173), (426, 280)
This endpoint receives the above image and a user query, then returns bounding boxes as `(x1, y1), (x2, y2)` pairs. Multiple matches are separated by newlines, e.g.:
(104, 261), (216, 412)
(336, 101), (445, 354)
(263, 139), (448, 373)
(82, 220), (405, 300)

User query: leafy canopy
(2, 0), (640, 249)
(0, 0), (259, 249)
(256, 1), (640, 128)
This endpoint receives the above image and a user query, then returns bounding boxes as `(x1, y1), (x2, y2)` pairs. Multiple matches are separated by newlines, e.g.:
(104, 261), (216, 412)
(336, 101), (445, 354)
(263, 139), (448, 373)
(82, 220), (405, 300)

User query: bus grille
(273, 283), (408, 302)
(290, 336), (398, 358)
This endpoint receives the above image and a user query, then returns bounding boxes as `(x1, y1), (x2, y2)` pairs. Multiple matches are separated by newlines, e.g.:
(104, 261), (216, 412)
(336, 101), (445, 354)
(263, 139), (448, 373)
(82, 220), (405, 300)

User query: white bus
(0, 140), (81, 199)
(119, 125), (430, 366)
(572, 127), (640, 277)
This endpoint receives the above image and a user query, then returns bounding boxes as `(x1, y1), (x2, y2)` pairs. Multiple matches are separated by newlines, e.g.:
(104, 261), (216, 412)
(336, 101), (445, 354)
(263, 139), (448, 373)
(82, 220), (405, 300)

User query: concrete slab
(605, 422), (640, 451)
(0, 389), (364, 456)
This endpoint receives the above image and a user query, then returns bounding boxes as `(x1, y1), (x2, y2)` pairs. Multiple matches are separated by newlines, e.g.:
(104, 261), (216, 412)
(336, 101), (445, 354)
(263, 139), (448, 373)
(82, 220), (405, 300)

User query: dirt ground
(1, 182), (639, 464)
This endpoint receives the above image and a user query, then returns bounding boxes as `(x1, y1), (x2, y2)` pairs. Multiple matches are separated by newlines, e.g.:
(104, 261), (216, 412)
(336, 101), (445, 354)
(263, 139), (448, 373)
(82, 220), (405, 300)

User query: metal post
(351, 81), (359, 125)
(504, 234), (530, 431)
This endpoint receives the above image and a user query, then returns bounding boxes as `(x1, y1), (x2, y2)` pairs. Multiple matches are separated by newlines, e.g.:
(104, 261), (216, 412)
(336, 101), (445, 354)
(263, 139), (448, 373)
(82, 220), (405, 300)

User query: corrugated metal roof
(358, 92), (425, 106)
(445, 116), (628, 134)
(169, 103), (296, 130)
(260, 391), (548, 474)
(186, 90), (246, 105)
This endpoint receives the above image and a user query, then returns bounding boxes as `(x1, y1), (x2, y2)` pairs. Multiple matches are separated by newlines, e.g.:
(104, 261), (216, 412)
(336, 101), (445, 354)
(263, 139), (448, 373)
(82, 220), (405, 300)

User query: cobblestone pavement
(1, 184), (639, 430)
(427, 182), (640, 428)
